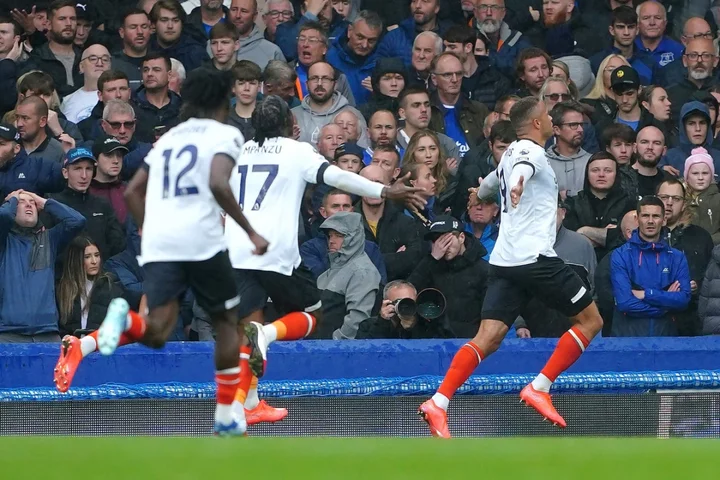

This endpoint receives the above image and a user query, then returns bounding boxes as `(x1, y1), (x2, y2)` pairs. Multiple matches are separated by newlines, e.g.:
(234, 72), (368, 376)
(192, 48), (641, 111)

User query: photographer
(356, 280), (453, 339)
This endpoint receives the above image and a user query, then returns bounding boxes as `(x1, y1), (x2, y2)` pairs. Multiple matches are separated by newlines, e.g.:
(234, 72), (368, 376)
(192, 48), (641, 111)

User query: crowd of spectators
(3, 0), (720, 343)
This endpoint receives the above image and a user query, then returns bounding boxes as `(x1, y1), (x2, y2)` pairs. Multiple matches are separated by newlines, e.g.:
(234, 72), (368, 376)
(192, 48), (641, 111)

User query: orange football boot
(520, 384), (567, 428)
(245, 400), (288, 425)
(53, 336), (83, 393)
(418, 399), (451, 438)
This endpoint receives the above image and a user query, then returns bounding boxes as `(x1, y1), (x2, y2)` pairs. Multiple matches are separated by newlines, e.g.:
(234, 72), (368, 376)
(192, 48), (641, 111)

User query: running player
(224, 95), (427, 420)
(57, 68), (268, 437)
(418, 97), (604, 438)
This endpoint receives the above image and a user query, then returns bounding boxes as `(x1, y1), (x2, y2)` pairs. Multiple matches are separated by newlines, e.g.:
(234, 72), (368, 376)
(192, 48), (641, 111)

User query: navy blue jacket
(589, 47), (656, 85)
(105, 221), (144, 294)
(326, 30), (378, 106)
(148, 33), (209, 73)
(661, 101), (720, 179)
(300, 234), (388, 284)
(0, 150), (65, 200)
(376, 17), (453, 66)
(0, 198), (86, 335)
(132, 88), (183, 144)
(0, 58), (18, 117)
(275, 11), (349, 61)
(610, 230), (691, 336)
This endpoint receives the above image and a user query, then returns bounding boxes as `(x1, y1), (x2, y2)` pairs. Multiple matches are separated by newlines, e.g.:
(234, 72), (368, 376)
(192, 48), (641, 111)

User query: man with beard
(525, 0), (595, 58)
(470, 0), (531, 78)
(408, 31), (442, 89)
(132, 53), (182, 143)
(149, 0), (209, 72)
(666, 38), (719, 122)
(657, 17), (714, 88)
(112, 9), (152, 92)
(230, 0), (284, 70)
(363, 110), (398, 165)
(632, 126), (669, 197)
(275, 0), (348, 62)
(634, 1), (683, 69)
(60, 44), (112, 124)
(515, 47), (551, 98)
(546, 102), (591, 198)
(27, 1), (81, 97)
(291, 61), (366, 145)
(187, 0), (229, 37)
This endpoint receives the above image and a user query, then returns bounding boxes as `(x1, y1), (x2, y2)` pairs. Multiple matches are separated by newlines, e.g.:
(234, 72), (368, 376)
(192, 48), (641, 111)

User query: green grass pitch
(1, 437), (718, 479)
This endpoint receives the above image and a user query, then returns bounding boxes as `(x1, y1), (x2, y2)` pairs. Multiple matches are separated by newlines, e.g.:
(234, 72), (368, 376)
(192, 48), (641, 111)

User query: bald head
(682, 17), (713, 46)
(18, 95), (49, 117)
(360, 164), (390, 185)
(80, 44), (112, 85)
(621, 210), (639, 241)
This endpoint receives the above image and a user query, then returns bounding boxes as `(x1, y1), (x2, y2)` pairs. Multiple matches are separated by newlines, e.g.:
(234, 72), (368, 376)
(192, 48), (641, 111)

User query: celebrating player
(418, 97), (605, 438)
(54, 67), (268, 437)
(225, 95), (428, 421)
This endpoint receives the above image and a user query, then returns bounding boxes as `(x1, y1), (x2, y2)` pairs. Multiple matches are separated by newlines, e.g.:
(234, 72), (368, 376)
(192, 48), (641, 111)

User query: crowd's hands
(306, 0), (329, 16)
(430, 232), (454, 260)
(445, 157), (458, 176)
(662, 165), (680, 177)
(58, 133), (75, 153)
(7, 190), (47, 209)
(46, 110), (63, 137)
(380, 299), (396, 320)
(5, 189), (24, 203)
(529, 6), (540, 22)
(248, 232), (269, 255)
(510, 175), (524, 208)
(361, 77), (373, 92)
(11, 6), (38, 35)
(382, 172), (426, 210)
(559, 189), (568, 201)
(292, 123), (301, 140)
(516, 328), (532, 338)
(691, 280), (698, 294)
(396, 245), (406, 253)
(5, 38), (23, 62)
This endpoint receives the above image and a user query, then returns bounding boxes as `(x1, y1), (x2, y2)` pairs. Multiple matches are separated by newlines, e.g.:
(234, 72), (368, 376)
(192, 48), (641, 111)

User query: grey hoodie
(292, 92), (367, 145)
(317, 212), (381, 340)
(209, 25), (284, 71)
(546, 145), (591, 198)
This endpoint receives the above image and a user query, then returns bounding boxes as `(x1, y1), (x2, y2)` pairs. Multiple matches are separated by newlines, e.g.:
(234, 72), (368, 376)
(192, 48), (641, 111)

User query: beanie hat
(684, 147), (715, 180)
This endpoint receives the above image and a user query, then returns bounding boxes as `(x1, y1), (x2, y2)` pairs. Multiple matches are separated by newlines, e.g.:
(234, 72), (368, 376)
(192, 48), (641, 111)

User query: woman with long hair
(399, 162), (438, 230)
(639, 85), (676, 144)
(582, 54), (630, 123)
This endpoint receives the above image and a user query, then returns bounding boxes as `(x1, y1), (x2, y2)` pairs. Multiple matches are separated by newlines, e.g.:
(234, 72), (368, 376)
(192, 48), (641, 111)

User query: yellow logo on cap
(617, 70), (625, 78)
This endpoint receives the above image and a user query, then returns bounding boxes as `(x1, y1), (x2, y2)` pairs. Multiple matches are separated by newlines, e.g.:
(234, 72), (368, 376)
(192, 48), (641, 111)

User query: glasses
(297, 36), (323, 46)
(475, 4), (505, 12)
(657, 194), (684, 203)
(107, 120), (136, 129)
(434, 70), (464, 80)
(684, 32), (713, 40)
(268, 10), (293, 18)
(546, 93), (572, 101)
(684, 52), (716, 62)
(83, 55), (111, 64)
(559, 122), (583, 130)
(308, 76), (335, 84)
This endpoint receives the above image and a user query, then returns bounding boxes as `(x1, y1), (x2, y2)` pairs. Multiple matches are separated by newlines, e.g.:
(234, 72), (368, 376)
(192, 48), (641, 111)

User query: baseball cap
(75, 3), (95, 22)
(334, 142), (365, 162)
(92, 134), (129, 158)
(0, 123), (20, 142)
(610, 66), (640, 91)
(424, 215), (463, 240)
(65, 147), (96, 166)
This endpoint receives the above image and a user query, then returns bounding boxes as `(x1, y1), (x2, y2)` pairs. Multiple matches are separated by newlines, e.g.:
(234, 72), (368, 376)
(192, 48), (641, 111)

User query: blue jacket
(634, 36), (683, 69)
(610, 230), (691, 336)
(661, 101), (720, 178)
(0, 150), (64, 200)
(463, 217), (498, 262)
(473, 21), (532, 79)
(0, 198), (86, 335)
(300, 234), (387, 284)
(122, 140), (152, 180)
(275, 12), (349, 61)
(105, 220), (144, 294)
(326, 30), (378, 106)
(589, 47), (656, 85)
(377, 17), (453, 66)
(148, 33), (209, 73)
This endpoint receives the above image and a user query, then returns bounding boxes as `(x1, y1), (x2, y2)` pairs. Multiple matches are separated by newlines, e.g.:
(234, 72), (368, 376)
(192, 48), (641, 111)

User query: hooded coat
(358, 57), (407, 120)
(688, 183), (720, 244)
(291, 91), (367, 145)
(545, 145), (592, 198)
(316, 212), (382, 340)
(326, 29), (380, 106)
(234, 25), (285, 71)
(376, 16), (454, 66)
(662, 102), (720, 177)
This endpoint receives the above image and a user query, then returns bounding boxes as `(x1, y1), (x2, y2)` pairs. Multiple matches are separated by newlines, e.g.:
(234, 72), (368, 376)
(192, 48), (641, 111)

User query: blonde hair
(584, 54), (630, 100)
(402, 129), (448, 194)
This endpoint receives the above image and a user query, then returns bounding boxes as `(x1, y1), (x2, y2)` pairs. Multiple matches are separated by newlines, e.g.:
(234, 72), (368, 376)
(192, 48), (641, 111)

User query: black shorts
(143, 250), (240, 314)
(481, 255), (594, 327)
(234, 265), (322, 319)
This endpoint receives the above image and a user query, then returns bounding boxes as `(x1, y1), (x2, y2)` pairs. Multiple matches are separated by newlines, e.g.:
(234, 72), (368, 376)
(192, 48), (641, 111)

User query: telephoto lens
(393, 298), (417, 318)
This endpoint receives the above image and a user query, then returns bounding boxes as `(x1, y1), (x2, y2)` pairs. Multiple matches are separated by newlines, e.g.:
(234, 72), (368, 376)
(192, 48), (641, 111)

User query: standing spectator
(0, 16), (23, 118)
(639, 85), (675, 143)
(169, 58), (186, 95)
(514, 48), (551, 98)
(547, 101), (591, 198)
(333, 141), (364, 173)
(89, 134), (130, 224)
(610, 196), (691, 336)
(685, 147), (720, 244)
(261, 0), (294, 43)
(699, 243), (720, 334)
(275, 0), (348, 62)
(187, 0), (229, 37)
(463, 197), (498, 261)
(400, 161), (437, 228)
(112, 9), (151, 92)
(408, 31), (442, 89)
(632, 126), (669, 198)
(16, 96), (67, 164)
(230, 0), (284, 70)
(334, 110), (367, 145)
(227, 60), (260, 140)
(100, 100), (151, 177)
(60, 44), (112, 124)
(358, 57), (407, 122)
(148, 0), (209, 72)
(634, 0), (683, 69)
(524, 0), (595, 58)
(363, 110), (398, 164)
(316, 211), (382, 340)
(608, 65), (643, 131)
(207, 22), (240, 71)
(603, 123), (639, 200)
(540, 77), (599, 154)
(133, 53), (182, 143)
(316, 123), (347, 162)
(77, 71), (131, 142)
(0, 190), (85, 343)
(370, 145), (402, 182)
(663, 102), (720, 177)
(666, 38), (718, 122)
(657, 17), (714, 89)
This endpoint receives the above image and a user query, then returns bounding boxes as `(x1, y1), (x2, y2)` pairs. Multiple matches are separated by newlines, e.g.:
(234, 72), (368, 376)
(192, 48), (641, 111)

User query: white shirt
(490, 139), (559, 267)
(60, 88), (99, 123)
(80, 279), (93, 329)
(139, 118), (244, 265)
(226, 137), (328, 275)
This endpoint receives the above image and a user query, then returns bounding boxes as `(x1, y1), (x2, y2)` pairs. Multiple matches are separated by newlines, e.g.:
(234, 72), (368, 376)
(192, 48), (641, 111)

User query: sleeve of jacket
(0, 197), (18, 246)
(697, 259), (716, 320)
(644, 252), (692, 311)
(46, 199), (87, 253)
(103, 202), (127, 257)
(383, 217), (425, 280)
(581, 121), (599, 154)
(561, 195), (582, 231)
(407, 254), (439, 292)
(333, 268), (380, 339)
(375, 29), (408, 65)
(105, 255), (144, 294)
(364, 241), (388, 284)
(0, 59), (18, 116)
(36, 158), (65, 196)
(60, 118), (84, 144)
(299, 239), (327, 280)
(610, 248), (664, 315)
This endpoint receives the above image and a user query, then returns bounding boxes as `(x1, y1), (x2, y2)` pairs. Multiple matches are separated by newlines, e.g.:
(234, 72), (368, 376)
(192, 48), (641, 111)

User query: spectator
(261, 0), (294, 43)
(358, 57), (407, 122)
(608, 65), (644, 132)
(408, 31), (442, 89)
(60, 44), (111, 124)
(275, 0), (348, 62)
(56, 236), (141, 336)
(685, 147), (720, 244)
(333, 142), (364, 174)
(563, 151), (635, 260)
(463, 197), (498, 261)
(300, 189), (387, 282)
(88, 134), (130, 224)
(634, 0), (683, 69)
(514, 47), (551, 98)
(0, 190), (85, 343)
(666, 37), (718, 122)
(547, 101), (591, 198)
(148, 0), (208, 73)
(657, 16), (714, 88)
(72, 4), (94, 50)
(315, 211), (381, 340)
(0, 16), (23, 118)
(376, 0), (452, 66)
(540, 76), (599, 154)
(581, 54), (630, 125)
(407, 215), (488, 338)
(363, 110), (398, 165)
(47, 147), (126, 259)
(370, 144), (401, 182)
(187, 0), (230, 37)
(632, 125), (669, 198)
(663, 101), (720, 178)
(610, 195), (691, 336)
(317, 123), (347, 162)
(229, 0), (284, 70)
(77, 71), (131, 142)
(524, 0), (594, 58)
(112, 9), (151, 92)
(334, 109), (364, 145)
(357, 163), (423, 281)
(207, 22), (240, 71)
(292, 61), (365, 145)
(105, 221), (144, 294)
(227, 60), (260, 140)
(133, 52), (182, 143)
(356, 280), (453, 339)
(470, 0), (531, 78)
(699, 243), (720, 334)
(602, 123), (638, 200)
(639, 85), (675, 143)
(400, 160), (437, 228)
(16, 96), (67, 164)
(168, 57), (184, 93)
(100, 100), (152, 178)
(0, 122), (64, 199)
(263, 59), (300, 107)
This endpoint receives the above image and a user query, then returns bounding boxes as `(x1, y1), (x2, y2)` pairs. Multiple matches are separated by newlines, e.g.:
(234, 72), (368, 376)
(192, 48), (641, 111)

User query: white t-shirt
(139, 118), (244, 265)
(225, 137), (328, 275)
(490, 139), (559, 267)
(60, 88), (99, 123)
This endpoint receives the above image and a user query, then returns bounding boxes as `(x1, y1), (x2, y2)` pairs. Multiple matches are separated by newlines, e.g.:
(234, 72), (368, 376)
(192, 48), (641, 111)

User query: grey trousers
(0, 332), (61, 343)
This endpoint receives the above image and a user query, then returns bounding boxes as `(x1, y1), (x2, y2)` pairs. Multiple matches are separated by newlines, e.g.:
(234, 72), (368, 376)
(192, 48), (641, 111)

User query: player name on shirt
(244, 143), (284, 155)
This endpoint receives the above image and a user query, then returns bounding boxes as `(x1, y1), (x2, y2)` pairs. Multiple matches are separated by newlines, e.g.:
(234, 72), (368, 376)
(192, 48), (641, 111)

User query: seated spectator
(407, 215), (488, 338)
(581, 54), (630, 125)
(634, 1), (683, 70)
(315, 211), (381, 340)
(665, 37), (717, 122)
(334, 110), (365, 145)
(78, 71), (131, 142)
(47, 147), (126, 260)
(699, 244), (720, 334)
(632, 126), (670, 197)
(333, 141), (363, 173)
(56, 236), (141, 337)
(602, 123), (639, 200)
(309, 123), (348, 215)
(275, 0), (348, 62)
(639, 85), (674, 144)
(662, 101), (720, 178)
(148, 0), (208, 72)
(524, 0), (595, 58)
(227, 60), (260, 140)
(356, 164), (424, 281)
(88, 134), (130, 225)
(60, 44), (111, 124)
(408, 31), (442, 89)
(685, 148), (720, 244)
(171, 58), (187, 104)
(358, 57), (407, 122)
(0, 190), (85, 343)
(600, 66), (644, 133)
(514, 48), (551, 98)
(105, 221), (144, 294)
(17, 96), (69, 164)
(112, 9), (152, 92)
(610, 196), (691, 337)
(400, 161), (437, 228)
(363, 110), (398, 165)
(99, 100), (152, 178)
(356, 280), (453, 339)
(230, 0), (284, 70)
(263, 59), (300, 107)
(547, 101), (591, 198)
(563, 151), (635, 260)
(133, 52), (182, 143)
(207, 22), (240, 71)
(540, 77), (599, 155)
(301, 189), (387, 282)
(370, 145), (402, 182)
(463, 197), (498, 261)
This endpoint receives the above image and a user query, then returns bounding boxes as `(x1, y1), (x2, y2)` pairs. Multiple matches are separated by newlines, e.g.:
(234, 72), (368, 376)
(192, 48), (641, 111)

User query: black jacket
(187, 6), (231, 39)
(0, 58), (18, 118)
(356, 313), (454, 339)
(524, 9), (599, 57)
(132, 88), (183, 143)
(23, 43), (83, 98)
(407, 235), (489, 338)
(357, 201), (425, 281)
(461, 56), (513, 110)
(667, 77), (716, 124)
(78, 102), (105, 142)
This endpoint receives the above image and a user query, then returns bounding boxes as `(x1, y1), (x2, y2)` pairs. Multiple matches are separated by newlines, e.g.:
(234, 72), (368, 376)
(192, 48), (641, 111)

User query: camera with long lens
(392, 288), (446, 320)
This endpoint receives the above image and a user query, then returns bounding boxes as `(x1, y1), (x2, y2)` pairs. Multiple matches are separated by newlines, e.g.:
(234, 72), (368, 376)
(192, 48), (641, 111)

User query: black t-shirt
(636, 169), (667, 198)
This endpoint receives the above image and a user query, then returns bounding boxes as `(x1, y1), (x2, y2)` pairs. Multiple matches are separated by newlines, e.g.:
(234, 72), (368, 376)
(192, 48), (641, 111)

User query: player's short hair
(232, 60), (262, 83)
(322, 189), (351, 206)
(251, 95), (293, 146)
(210, 21), (239, 41)
(49, 0), (76, 18)
(18, 95), (49, 117)
(383, 280), (417, 299)
(353, 10), (383, 32)
(142, 51), (172, 71)
(515, 47), (551, 79)
(17, 71), (55, 96)
(263, 59), (297, 84)
(508, 96), (542, 132)
(103, 99), (136, 120)
(149, 0), (186, 24)
(656, 177), (686, 197)
(373, 144), (400, 164)
(612, 5), (637, 27)
(602, 123), (636, 147)
(398, 86), (430, 108)
(298, 21), (328, 47)
(442, 25), (476, 47)
(179, 69), (233, 121)
(549, 101), (585, 126)
(98, 70), (129, 93)
(637, 195), (665, 214)
(430, 51), (461, 73)
(489, 120), (516, 145)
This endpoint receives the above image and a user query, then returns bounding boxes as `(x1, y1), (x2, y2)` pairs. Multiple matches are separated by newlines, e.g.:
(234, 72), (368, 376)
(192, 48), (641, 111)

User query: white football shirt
(490, 138), (559, 267)
(225, 137), (328, 275)
(139, 118), (244, 265)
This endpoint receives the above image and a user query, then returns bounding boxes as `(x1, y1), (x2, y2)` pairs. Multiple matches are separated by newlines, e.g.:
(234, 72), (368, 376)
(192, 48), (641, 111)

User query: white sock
(80, 336), (97, 357)
(531, 373), (552, 393)
(214, 404), (234, 425)
(124, 313), (132, 331)
(263, 324), (278, 344)
(431, 393), (450, 411)
(245, 387), (260, 410)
